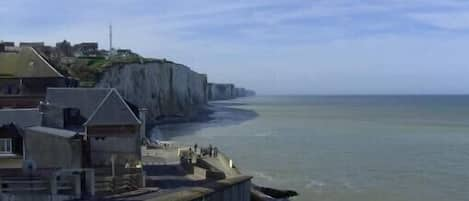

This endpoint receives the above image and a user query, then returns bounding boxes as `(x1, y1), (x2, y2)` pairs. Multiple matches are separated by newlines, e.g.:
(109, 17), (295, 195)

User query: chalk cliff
(207, 83), (235, 100)
(208, 83), (256, 101)
(95, 61), (208, 125)
(234, 87), (256, 98)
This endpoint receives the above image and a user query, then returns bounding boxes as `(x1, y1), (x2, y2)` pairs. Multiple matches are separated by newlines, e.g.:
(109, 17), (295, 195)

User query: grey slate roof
(26, 126), (79, 138)
(0, 108), (41, 128)
(46, 88), (141, 126)
(46, 88), (111, 119)
(84, 89), (141, 126)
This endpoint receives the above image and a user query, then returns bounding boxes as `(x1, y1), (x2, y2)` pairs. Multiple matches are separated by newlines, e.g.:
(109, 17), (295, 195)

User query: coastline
(148, 101), (259, 141)
(148, 99), (298, 200)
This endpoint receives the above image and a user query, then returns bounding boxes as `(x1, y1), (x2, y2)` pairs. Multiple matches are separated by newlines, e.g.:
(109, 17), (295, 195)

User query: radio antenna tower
(109, 24), (113, 52)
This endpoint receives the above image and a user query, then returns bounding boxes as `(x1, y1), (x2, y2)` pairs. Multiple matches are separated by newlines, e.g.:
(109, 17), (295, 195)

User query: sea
(151, 95), (469, 201)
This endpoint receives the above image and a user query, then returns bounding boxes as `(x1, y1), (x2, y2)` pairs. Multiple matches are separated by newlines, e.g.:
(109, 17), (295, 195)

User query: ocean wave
(253, 131), (273, 137)
(305, 179), (361, 193)
(305, 179), (326, 189)
(250, 170), (275, 182)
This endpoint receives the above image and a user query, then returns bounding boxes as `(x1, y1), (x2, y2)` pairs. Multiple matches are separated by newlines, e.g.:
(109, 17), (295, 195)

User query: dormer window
(0, 138), (12, 153)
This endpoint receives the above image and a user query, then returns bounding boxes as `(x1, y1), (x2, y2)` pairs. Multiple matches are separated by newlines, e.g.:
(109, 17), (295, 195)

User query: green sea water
(153, 95), (469, 201)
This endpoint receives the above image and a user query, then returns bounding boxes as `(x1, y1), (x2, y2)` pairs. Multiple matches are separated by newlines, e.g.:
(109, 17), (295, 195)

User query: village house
(0, 87), (145, 198)
(0, 108), (95, 199)
(0, 108), (81, 172)
(73, 42), (99, 57)
(0, 47), (75, 108)
(0, 41), (15, 47)
(43, 88), (145, 170)
(19, 42), (45, 48)
(0, 108), (41, 172)
(55, 40), (73, 57)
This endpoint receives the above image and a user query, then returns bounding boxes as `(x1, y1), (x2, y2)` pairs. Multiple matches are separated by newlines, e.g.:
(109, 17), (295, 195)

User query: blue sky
(2, 0), (469, 94)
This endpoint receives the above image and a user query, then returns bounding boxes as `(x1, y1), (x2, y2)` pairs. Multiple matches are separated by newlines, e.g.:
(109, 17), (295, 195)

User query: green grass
(0, 48), (62, 78)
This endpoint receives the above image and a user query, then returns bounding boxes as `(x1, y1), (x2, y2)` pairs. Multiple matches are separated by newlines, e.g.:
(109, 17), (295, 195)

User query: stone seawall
(208, 83), (255, 101)
(95, 62), (208, 125)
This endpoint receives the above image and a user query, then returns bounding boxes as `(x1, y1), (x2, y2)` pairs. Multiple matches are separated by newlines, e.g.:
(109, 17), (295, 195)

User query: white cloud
(409, 12), (469, 30)
(4, 0), (469, 94)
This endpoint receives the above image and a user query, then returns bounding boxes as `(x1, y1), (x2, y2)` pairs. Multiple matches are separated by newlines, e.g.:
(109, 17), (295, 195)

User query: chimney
(138, 108), (148, 141)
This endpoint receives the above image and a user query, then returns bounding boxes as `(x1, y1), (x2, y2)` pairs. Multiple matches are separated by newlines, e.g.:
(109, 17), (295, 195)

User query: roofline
(0, 108), (39, 112)
(30, 47), (64, 78)
(0, 76), (66, 79)
(83, 88), (141, 126)
(47, 87), (111, 90)
(25, 126), (79, 138)
(113, 88), (142, 125)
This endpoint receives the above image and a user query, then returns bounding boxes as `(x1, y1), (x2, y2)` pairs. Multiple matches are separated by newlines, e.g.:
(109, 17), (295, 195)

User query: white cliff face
(208, 83), (235, 100)
(208, 83), (256, 101)
(235, 87), (256, 97)
(95, 62), (207, 124)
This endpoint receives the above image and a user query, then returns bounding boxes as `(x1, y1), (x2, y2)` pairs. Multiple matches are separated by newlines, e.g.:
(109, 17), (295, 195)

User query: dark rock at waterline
(253, 185), (298, 199)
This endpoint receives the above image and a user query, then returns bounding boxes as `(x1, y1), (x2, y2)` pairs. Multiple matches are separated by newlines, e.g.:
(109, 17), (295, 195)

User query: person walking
(209, 144), (213, 157)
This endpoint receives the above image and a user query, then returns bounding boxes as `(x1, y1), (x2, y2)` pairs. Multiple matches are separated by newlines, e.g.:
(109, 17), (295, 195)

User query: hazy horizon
(2, 0), (469, 94)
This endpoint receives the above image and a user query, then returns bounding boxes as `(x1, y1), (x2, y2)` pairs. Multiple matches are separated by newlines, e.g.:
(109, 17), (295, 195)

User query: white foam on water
(253, 130), (273, 137)
(305, 179), (326, 193)
(249, 170), (275, 182)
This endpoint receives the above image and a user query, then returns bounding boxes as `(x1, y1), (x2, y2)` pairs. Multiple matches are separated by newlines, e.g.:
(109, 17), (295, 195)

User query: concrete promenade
(94, 143), (252, 201)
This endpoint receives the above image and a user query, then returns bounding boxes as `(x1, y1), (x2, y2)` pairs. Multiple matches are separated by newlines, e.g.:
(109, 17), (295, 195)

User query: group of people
(181, 144), (219, 165)
(193, 143), (218, 157)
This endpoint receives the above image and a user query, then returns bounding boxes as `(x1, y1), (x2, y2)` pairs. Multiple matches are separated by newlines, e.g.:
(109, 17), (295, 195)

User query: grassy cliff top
(61, 55), (167, 87)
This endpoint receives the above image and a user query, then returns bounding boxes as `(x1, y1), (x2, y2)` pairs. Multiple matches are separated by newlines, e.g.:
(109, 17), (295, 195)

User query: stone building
(0, 108), (41, 171)
(0, 41), (15, 47)
(19, 42), (45, 48)
(0, 47), (74, 108)
(55, 40), (73, 57)
(73, 42), (99, 57)
(43, 88), (144, 169)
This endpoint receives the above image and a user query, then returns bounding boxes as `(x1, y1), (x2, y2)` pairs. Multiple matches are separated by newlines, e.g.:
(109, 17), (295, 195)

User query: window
(0, 138), (12, 153)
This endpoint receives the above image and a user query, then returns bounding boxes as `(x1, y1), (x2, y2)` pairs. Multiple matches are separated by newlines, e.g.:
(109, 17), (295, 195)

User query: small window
(7, 85), (12, 94)
(0, 138), (12, 153)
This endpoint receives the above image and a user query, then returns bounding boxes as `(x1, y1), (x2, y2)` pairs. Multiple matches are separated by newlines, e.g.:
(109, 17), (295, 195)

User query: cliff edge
(95, 61), (208, 125)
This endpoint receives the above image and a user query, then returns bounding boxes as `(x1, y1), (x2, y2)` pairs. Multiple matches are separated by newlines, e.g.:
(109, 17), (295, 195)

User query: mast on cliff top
(109, 24), (113, 53)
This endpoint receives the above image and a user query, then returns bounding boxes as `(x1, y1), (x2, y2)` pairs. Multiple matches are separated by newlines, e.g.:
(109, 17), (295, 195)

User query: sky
(2, 0), (469, 94)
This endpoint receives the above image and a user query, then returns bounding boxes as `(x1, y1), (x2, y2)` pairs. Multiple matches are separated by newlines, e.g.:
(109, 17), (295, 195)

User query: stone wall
(150, 175), (252, 201)
(95, 62), (208, 125)
(89, 135), (140, 167)
(23, 128), (82, 169)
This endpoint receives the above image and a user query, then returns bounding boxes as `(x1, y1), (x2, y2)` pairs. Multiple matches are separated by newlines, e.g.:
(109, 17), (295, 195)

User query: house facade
(43, 88), (144, 169)
(0, 47), (75, 108)
(0, 108), (41, 171)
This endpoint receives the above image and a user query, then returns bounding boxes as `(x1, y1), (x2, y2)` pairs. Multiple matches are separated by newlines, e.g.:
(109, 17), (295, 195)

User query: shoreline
(147, 99), (298, 200)
(147, 101), (259, 141)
